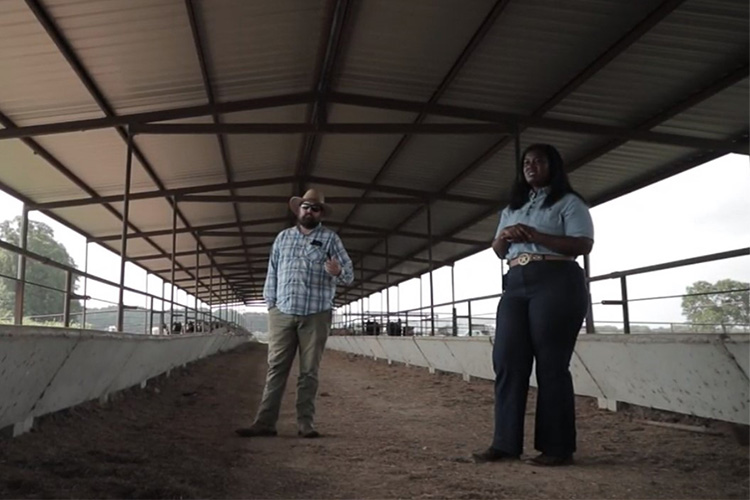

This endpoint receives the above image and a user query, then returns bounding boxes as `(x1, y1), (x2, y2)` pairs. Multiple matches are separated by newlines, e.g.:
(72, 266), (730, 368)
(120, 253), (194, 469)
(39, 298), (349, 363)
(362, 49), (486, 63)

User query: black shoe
(235, 425), (278, 437)
(472, 447), (519, 463)
(526, 453), (573, 466)
(298, 428), (321, 438)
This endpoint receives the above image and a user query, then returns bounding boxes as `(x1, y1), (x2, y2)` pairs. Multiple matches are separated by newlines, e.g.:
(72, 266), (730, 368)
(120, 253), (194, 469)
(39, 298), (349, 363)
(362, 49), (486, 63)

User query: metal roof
(0, 0), (747, 307)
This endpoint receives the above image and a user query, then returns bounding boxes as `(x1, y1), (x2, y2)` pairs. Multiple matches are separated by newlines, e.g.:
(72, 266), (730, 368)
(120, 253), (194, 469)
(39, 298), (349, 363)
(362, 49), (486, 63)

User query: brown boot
(235, 423), (278, 437)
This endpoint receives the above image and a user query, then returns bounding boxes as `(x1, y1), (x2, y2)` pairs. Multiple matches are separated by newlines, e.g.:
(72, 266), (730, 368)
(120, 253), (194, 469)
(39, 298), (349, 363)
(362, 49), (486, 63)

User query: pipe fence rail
(0, 236), (248, 334)
(333, 247), (749, 337)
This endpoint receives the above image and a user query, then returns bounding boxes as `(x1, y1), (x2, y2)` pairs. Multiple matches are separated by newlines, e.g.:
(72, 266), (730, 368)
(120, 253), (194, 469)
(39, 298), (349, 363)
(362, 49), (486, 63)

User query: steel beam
(116, 131), (134, 332)
(338, 0), (511, 235)
(13, 206), (29, 325)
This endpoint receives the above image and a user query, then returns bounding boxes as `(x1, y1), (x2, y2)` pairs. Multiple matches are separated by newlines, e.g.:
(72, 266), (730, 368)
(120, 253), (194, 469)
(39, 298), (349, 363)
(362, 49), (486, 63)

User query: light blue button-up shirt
(495, 189), (594, 260)
(263, 224), (354, 316)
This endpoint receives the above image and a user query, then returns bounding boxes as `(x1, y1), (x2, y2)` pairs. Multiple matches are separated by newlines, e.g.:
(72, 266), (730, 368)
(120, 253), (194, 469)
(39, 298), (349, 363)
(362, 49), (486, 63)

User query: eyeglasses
(300, 203), (322, 213)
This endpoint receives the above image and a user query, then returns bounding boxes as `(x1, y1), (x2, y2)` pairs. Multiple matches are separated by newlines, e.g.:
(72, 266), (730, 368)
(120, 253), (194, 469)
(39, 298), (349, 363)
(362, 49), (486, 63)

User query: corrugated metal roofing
(0, 0), (746, 306)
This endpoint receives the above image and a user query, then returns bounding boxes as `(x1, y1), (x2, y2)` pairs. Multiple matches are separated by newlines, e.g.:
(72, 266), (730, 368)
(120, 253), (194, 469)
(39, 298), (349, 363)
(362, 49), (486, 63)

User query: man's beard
(298, 214), (319, 229)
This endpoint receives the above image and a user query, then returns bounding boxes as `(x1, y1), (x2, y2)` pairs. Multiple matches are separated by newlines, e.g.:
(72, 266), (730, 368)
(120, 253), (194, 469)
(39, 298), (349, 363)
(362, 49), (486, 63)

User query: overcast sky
(0, 153), (747, 329)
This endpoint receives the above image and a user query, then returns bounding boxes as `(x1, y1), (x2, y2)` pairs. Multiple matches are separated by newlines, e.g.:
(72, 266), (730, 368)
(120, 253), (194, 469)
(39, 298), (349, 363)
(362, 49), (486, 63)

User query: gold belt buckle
(517, 253), (531, 266)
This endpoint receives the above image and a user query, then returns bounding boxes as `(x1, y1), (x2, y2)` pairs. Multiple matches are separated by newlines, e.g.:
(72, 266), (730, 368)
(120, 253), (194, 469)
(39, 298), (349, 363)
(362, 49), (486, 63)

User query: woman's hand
(500, 224), (539, 243)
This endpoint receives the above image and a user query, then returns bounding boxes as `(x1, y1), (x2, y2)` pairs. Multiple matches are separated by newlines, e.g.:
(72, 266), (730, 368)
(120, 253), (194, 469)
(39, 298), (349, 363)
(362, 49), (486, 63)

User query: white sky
(0, 154), (748, 328)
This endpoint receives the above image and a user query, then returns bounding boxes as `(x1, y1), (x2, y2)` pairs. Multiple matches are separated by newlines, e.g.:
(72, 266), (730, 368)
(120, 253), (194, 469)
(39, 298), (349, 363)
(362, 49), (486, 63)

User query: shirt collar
(529, 186), (550, 200)
(296, 223), (323, 236)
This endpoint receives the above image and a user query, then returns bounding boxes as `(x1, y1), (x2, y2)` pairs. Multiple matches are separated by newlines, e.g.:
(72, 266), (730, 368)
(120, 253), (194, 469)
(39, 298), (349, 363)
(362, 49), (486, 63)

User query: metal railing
(333, 247), (749, 336)
(0, 237), (247, 334)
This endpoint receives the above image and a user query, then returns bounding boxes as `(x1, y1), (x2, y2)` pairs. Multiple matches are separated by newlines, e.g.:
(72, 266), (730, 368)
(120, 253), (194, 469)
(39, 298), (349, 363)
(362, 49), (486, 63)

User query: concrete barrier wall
(0, 326), (253, 434)
(327, 334), (750, 425)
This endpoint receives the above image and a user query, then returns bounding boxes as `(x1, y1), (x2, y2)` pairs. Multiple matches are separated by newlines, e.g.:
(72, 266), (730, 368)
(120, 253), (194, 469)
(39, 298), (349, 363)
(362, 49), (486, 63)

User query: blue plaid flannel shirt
(263, 224), (354, 316)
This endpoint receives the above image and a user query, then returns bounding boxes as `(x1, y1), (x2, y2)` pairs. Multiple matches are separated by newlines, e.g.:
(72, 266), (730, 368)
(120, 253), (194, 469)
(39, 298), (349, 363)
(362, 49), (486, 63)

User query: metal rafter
(186, 0), (254, 301)
(293, 0), (354, 197)
(33, 175), (495, 211)
(31, 176), (295, 211)
(337, 0), (511, 236)
(25, 0), (239, 304)
(0, 93), (314, 141)
(0, 110), (222, 304)
(565, 63), (750, 174)
(131, 242), (272, 262)
(175, 194), (425, 204)
(343, 65), (750, 300)
(95, 216), (288, 242)
(342, 0), (725, 298)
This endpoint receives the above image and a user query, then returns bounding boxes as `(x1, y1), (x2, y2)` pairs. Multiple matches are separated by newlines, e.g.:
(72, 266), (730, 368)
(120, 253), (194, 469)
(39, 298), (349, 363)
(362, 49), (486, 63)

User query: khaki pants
(254, 308), (331, 429)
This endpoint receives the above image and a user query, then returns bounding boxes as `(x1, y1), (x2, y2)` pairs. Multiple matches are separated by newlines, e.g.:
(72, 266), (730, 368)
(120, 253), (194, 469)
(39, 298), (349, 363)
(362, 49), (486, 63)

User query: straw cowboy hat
(289, 188), (332, 216)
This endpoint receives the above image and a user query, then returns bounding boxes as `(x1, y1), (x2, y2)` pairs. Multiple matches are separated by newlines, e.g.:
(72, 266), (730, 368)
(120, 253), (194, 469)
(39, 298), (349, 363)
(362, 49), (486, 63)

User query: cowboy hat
(289, 188), (332, 216)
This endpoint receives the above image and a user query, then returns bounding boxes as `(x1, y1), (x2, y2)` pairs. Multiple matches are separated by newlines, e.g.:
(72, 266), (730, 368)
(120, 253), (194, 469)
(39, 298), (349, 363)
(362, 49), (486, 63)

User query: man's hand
(325, 257), (341, 277)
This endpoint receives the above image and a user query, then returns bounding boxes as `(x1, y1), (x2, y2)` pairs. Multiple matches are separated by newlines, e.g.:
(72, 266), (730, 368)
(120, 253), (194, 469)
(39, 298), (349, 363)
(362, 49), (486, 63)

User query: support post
(360, 260), (365, 334)
(195, 241), (200, 327)
(170, 196), (177, 329)
(427, 204), (435, 335)
(584, 254), (595, 333)
(14, 205), (29, 325)
(451, 264), (457, 336)
(116, 129), (134, 332)
(385, 236), (390, 334)
(621, 276), (630, 334)
(63, 270), (72, 327)
(82, 240), (89, 328)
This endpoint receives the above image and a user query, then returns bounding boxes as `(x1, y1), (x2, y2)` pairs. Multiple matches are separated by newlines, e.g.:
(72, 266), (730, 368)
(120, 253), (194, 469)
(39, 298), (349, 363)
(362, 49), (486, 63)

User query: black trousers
(492, 260), (588, 457)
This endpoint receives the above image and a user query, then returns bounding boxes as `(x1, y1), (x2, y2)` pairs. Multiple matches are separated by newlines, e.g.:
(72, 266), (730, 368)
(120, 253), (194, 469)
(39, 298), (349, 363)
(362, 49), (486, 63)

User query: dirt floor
(0, 341), (747, 499)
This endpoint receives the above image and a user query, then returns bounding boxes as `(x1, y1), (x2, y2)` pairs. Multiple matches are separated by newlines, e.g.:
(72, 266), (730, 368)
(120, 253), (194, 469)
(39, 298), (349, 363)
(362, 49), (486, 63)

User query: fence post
(620, 276), (630, 334)
(583, 254), (595, 333)
(14, 205), (29, 325)
(63, 270), (73, 327)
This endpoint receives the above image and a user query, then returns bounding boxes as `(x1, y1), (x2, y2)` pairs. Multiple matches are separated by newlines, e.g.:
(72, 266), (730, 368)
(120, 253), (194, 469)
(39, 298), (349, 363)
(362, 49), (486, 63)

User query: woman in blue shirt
(473, 144), (594, 467)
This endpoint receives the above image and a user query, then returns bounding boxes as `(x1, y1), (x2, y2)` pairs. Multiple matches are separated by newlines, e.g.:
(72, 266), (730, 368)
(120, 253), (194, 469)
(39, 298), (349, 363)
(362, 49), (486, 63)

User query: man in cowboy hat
(236, 188), (353, 438)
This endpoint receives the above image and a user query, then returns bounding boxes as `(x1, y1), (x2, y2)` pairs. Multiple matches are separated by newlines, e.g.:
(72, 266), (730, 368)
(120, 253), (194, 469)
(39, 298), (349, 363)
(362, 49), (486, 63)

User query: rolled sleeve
(332, 234), (354, 285)
(263, 236), (280, 307)
(494, 208), (509, 239)
(562, 196), (594, 240)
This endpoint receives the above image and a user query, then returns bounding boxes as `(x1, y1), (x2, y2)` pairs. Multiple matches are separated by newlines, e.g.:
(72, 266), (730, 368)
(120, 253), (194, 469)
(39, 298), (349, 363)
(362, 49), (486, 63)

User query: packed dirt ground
(0, 341), (747, 499)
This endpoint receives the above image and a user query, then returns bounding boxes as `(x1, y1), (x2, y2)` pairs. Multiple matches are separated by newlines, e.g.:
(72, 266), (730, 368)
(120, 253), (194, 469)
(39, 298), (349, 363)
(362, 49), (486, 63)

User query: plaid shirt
(263, 224), (354, 316)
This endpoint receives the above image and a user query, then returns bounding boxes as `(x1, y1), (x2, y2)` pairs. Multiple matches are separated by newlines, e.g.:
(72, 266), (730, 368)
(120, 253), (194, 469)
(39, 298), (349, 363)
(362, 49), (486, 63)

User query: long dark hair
(508, 143), (587, 210)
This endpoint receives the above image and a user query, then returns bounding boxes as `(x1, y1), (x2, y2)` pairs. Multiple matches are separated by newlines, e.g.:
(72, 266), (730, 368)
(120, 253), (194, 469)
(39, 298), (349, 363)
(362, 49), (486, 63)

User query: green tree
(0, 216), (82, 322)
(681, 279), (750, 333)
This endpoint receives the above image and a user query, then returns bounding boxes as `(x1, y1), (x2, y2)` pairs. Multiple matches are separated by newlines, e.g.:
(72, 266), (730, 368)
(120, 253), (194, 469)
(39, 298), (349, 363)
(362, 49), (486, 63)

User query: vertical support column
(385, 236), (390, 334)
(583, 254), (595, 334)
(419, 275), (423, 335)
(82, 239), (89, 328)
(427, 204), (435, 336)
(397, 283), (403, 335)
(451, 264), (457, 337)
(467, 300), (473, 337)
(160, 280), (166, 334)
(380, 292), (384, 334)
(149, 296), (154, 335)
(194, 241), (200, 327)
(218, 281), (223, 324)
(63, 270), (72, 327)
(14, 205), (29, 325)
(116, 129), (134, 332)
(359, 260), (365, 334)
(620, 276), (630, 334)
(169, 197), (177, 329)
(143, 273), (148, 334)
(209, 265), (214, 331)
